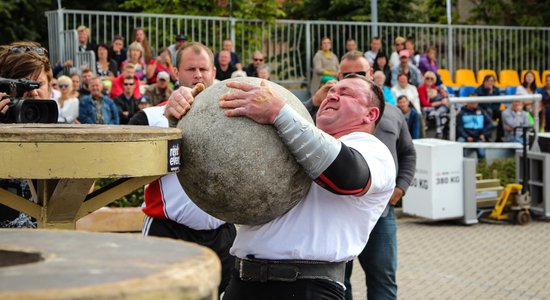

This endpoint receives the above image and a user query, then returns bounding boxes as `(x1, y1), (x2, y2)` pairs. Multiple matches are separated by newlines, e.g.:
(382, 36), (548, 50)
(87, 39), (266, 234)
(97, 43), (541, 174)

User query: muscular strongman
(165, 72), (396, 299)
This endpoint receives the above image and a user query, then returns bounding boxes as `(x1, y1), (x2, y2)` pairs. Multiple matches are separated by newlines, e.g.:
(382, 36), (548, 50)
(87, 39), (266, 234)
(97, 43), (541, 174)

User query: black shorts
(143, 217), (236, 295)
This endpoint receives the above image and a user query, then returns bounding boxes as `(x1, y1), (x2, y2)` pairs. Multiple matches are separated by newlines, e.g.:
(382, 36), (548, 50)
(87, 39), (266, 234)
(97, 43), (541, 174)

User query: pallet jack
(484, 126), (533, 225)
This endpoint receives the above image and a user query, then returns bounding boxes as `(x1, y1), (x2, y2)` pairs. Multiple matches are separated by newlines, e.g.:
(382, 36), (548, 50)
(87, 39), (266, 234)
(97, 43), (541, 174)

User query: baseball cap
(399, 50), (410, 58)
(139, 96), (150, 103)
(157, 71), (170, 81)
(176, 34), (187, 41)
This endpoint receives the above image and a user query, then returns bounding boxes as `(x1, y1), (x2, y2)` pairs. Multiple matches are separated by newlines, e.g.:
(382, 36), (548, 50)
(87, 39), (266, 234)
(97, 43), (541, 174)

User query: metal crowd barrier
(448, 94), (543, 144)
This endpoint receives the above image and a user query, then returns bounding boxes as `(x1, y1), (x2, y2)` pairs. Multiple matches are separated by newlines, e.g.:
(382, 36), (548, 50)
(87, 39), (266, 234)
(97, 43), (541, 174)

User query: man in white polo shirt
(166, 73), (395, 299)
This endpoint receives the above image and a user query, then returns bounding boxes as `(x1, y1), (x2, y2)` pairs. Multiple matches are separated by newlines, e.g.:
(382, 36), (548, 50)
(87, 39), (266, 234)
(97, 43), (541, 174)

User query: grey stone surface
(177, 77), (314, 225)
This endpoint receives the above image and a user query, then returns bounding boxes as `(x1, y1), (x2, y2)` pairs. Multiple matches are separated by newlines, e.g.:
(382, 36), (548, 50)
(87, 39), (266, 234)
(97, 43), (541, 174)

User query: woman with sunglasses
(55, 75), (79, 124)
(388, 36), (406, 69)
(0, 41), (53, 228)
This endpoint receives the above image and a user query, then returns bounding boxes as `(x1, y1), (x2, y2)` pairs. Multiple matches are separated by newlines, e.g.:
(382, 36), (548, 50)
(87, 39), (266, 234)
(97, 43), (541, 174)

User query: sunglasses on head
(58, 84), (69, 88)
(8, 46), (46, 56)
(342, 71), (367, 78)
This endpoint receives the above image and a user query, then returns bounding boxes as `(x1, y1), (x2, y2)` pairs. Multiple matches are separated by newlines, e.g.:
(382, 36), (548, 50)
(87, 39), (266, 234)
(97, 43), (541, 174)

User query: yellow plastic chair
(497, 70), (521, 88)
(454, 69), (478, 87)
(437, 69), (456, 88)
(476, 69), (498, 86)
(520, 70), (543, 88)
(542, 70), (550, 87)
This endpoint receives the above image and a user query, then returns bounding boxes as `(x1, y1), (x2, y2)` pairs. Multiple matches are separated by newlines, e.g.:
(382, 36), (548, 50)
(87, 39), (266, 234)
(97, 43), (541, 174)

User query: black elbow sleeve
(314, 144), (371, 195)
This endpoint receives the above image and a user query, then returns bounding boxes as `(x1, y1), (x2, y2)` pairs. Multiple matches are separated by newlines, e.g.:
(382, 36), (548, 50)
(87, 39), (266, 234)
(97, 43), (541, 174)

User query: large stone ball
(177, 77), (313, 225)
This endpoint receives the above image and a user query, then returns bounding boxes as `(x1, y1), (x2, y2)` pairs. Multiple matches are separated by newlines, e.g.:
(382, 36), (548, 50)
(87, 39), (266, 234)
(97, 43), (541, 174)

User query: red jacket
(417, 84), (437, 108)
(110, 74), (141, 100)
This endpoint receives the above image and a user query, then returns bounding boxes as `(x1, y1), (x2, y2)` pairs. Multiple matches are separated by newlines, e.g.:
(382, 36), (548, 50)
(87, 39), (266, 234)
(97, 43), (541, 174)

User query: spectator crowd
(46, 25), (273, 126)
(311, 35), (550, 159)
(23, 24), (550, 150)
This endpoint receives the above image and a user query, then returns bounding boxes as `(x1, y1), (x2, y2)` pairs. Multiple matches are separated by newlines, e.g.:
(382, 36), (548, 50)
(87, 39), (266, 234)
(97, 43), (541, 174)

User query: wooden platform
(0, 124), (181, 229)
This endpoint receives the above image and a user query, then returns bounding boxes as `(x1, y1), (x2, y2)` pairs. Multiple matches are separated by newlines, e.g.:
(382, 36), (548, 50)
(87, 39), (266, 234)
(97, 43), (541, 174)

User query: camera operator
(0, 41), (53, 228)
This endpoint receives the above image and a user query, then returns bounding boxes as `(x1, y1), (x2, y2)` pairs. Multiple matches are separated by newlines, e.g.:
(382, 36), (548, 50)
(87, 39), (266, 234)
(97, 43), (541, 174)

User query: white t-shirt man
(231, 132), (396, 262)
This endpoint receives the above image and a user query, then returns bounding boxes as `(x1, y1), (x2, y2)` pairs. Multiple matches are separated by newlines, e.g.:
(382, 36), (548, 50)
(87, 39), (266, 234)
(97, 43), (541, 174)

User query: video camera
(0, 77), (58, 123)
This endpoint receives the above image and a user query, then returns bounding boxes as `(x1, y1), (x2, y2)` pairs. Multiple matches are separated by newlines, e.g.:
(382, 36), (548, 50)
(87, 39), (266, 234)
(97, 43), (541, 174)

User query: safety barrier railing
(448, 94), (542, 143)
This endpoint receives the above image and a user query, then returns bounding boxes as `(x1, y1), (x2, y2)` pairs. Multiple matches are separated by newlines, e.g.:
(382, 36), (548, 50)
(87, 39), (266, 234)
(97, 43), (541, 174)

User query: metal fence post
(306, 21), (311, 96)
(371, 0), (378, 38)
(448, 25), (453, 76)
(58, 8), (65, 64)
(230, 18), (236, 53)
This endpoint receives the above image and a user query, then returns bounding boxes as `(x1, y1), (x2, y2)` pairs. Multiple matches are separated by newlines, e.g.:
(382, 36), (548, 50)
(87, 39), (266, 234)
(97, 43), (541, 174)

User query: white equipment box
(403, 139), (464, 220)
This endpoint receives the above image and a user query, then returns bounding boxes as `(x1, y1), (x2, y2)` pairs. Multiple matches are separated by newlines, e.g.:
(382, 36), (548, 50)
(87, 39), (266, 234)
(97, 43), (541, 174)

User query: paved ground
(348, 214), (550, 300)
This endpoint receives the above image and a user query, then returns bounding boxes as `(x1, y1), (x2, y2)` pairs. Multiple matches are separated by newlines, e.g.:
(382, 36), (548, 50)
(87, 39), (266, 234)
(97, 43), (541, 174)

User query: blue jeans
(344, 206), (397, 300)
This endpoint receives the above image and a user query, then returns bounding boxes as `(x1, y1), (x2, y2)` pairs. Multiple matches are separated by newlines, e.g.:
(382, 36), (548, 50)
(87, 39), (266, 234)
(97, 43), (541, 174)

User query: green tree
(121, 0), (284, 21)
(284, 0), (420, 23)
(0, 0), (52, 45)
(0, 0), (122, 48)
(416, 0), (460, 24)
(469, 0), (550, 26)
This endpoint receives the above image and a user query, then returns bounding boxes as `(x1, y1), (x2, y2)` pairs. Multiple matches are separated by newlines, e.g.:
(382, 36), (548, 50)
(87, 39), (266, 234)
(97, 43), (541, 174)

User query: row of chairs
(438, 69), (550, 89)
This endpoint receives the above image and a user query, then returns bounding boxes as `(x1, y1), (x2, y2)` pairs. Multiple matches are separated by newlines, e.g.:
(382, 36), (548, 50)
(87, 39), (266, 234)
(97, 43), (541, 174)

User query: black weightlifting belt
(235, 257), (345, 283)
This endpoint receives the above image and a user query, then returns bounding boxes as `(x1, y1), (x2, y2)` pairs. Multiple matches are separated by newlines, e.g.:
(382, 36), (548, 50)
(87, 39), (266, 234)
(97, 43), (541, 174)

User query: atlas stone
(177, 77), (313, 225)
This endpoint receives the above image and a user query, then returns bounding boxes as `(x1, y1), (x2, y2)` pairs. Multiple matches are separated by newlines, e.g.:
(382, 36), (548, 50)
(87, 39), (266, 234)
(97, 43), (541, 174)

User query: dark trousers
(223, 269), (345, 300)
(144, 217), (236, 295)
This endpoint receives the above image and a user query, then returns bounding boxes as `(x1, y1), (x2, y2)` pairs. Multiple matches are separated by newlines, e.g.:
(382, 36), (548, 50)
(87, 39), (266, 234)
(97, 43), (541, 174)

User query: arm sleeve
(273, 104), (370, 195)
(314, 144), (371, 195)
